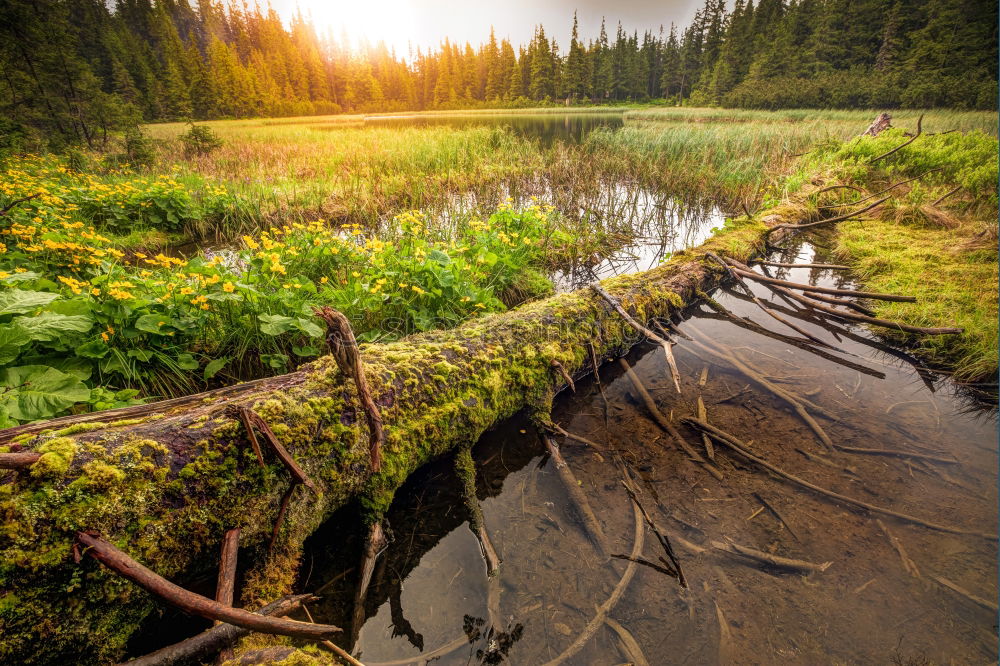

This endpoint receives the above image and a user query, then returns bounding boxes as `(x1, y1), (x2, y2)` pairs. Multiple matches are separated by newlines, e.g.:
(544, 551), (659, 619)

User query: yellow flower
(91, 288), (100, 296)
(222, 281), (235, 293)
(179, 287), (194, 295)
(475, 303), (486, 308)
(352, 271), (361, 278)
(319, 276), (328, 284)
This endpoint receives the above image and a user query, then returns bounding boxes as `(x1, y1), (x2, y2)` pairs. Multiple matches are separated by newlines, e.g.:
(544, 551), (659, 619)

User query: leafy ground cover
(0, 155), (569, 423)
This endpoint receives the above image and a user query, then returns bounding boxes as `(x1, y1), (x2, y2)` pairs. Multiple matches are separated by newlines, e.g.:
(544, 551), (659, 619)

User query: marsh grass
(799, 129), (999, 380)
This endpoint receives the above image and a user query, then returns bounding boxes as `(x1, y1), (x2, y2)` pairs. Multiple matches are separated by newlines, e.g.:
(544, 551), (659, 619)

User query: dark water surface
(298, 240), (997, 665)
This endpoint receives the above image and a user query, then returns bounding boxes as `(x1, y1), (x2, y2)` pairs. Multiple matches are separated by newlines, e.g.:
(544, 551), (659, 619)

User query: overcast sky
(266, 1), (704, 56)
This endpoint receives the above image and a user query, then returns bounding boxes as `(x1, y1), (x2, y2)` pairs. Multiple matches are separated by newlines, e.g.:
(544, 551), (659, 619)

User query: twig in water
(756, 260), (851, 270)
(591, 282), (681, 393)
(704, 252), (830, 347)
(727, 260), (916, 302)
(604, 616), (651, 666)
(932, 575), (999, 613)
(682, 328), (836, 452)
(753, 492), (800, 541)
(876, 519), (921, 579)
(302, 605), (367, 666)
(711, 538), (832, 574)
(540, 501), (644, 666)
(544, 435), (609, 557)
(621, 478), (686, 588)
(697, 396), (714, 460)
(618, 358), (723, 480)
(682, 418), (997, 540)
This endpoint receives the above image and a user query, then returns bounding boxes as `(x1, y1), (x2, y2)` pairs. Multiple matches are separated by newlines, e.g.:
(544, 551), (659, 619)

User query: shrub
(179, 123), (223, 157)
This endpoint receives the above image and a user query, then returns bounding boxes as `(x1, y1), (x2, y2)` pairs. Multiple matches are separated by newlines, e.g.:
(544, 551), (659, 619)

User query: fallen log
(0, 219), (782, 664)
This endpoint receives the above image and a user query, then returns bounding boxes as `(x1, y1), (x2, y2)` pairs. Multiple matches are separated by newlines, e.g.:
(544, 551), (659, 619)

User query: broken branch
(315, 306), (385, 472)
(592, 282), (681, 393)
(76, 532), (340, 639)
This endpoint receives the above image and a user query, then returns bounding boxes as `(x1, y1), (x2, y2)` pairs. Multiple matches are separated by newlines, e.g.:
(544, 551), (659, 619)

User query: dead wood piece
(120, 594), (315, 666)
(728, 263), (916, 303)
(876, 519), (921, 579)
(592, 282), (681, 393)
(932, 186), (961, 207)
(869, 114), (922, 163)
(621, 478), (686, 587)
(0, 193), (40, 216)
(269, 485), (297, 557)
(604, 616), (651, 666)
(682, 418), (997, 540)
(315, 306), (385, 472)
(215, 527), (240, 665)
(932, 575), (999, 613)
(544, 435), (608, 557)
(366, 636), (468, 666)
(540, 501), (644, 666)
(0, 450), (42, 469)
(456, 446), (502, 577)
(551, 359), (576, 392)
(791, 290), (877, 317)
(697, 396), (714, 460)
(698, 298), (885, 379)
(351, 521), (388, 648)
(215, 528), (240, 616)
(757, 261), (851, 270)
(302, 605), (367, 666)
(76, 532), (340, 639)
(763, 196), (890, 245)
(683, 329), (835, 452)
(861, 112), (893, 137)
(705, 252), (830, 347)
(836, 445), (957, 464)
(790, 290), (962, 336)
(715, 601), (735, 665)
(712, 539), (832, 574)
(819, 169), (943, 209)
(753, 492), (800, 541)
(618, 358), (724, 481)
(231, 406), (316, 490)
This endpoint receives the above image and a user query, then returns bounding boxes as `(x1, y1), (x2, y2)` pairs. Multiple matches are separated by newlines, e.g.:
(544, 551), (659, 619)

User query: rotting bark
(0, 215), (816, 665)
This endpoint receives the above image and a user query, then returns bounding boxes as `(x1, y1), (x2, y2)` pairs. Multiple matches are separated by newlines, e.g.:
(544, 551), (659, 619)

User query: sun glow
(295, 0), (419, 56)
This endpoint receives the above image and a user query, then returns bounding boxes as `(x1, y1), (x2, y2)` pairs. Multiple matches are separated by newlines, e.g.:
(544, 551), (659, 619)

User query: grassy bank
(791, 126), (998, 381)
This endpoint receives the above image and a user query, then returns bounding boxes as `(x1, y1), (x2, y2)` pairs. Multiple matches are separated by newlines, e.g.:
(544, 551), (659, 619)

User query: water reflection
(302, 239), (997, 665)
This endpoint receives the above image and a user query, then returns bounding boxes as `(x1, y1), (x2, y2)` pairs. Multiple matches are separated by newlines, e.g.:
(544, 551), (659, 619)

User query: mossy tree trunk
(0, 219), (773, 664)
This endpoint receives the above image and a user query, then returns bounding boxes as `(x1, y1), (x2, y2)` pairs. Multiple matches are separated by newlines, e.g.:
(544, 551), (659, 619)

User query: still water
(300, 239), (997, 665)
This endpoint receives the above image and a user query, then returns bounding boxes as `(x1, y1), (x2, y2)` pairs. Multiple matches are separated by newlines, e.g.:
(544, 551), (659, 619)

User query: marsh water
(137, 114), (997, 664)
(296, 237), (997, 665)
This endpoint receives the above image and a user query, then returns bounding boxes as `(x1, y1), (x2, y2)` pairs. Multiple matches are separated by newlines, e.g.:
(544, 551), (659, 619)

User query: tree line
(1, 0), (996, 149)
